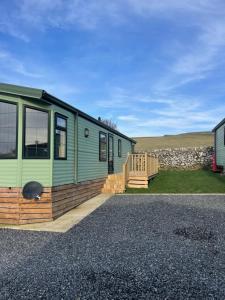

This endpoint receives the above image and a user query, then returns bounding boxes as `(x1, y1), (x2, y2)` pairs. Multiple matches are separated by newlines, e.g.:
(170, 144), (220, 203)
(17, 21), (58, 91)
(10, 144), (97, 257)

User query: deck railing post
(145, 152), (148, 176)
(123, 152), (131, 188)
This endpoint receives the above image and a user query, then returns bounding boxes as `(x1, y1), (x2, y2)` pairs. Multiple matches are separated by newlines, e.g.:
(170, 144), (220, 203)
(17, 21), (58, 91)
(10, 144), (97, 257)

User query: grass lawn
(126, 169), (225, 194)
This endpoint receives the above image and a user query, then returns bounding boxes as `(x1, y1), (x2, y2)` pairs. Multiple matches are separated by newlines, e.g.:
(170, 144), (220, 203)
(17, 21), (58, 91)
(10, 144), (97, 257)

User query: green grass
(126, 170), (225, 194)
(134, 132), (213, 151)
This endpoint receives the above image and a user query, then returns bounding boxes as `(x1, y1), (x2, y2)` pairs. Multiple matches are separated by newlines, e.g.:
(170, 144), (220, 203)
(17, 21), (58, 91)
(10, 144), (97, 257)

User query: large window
(0, 101), (17, 159)
(55, 113), (67, 159)
(23, 107), (49, 159)
(99, 131), (107, 161)
(118, 139), (122, 157)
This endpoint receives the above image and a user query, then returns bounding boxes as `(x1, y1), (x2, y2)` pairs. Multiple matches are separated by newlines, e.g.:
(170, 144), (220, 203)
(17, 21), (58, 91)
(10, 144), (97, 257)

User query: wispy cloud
(0, 0), (126, 40)
(97, 87), (225, 136)
(2, 0), (225, 92)
(0, 46), (81, 102)
(1, 0), (225, 137)
(118, 115), (139, 121)
(0, 49), (43, 78)
(126, 0), (222, 16)
(151, 4), (225, 91)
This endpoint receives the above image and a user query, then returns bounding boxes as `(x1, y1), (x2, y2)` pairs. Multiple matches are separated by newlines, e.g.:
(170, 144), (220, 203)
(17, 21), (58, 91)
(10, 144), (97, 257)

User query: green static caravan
(212, 118), (225, 169)
(0, 83), (135, 224)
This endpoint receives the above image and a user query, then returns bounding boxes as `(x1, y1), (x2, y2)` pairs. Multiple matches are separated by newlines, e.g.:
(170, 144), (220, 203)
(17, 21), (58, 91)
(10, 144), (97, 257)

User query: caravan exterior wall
(0, 83), (134, 224)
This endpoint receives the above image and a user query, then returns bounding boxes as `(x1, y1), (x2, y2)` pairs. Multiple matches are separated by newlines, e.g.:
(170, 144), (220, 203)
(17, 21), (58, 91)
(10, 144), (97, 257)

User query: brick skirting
(0, 178), (105, 225)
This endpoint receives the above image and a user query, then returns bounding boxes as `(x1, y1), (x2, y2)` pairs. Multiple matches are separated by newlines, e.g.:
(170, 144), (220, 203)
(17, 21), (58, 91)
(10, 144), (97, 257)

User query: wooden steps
(127, 176), (148, 188)
(123, 152), (159, 189)
(102, 173), (154, 192)
(102, 151), (160, 192)
(102, 173), (125, 194)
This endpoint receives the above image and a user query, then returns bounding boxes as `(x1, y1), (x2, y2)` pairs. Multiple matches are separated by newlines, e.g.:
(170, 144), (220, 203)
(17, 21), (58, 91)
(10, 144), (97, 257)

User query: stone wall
(144, 146), (214, 169)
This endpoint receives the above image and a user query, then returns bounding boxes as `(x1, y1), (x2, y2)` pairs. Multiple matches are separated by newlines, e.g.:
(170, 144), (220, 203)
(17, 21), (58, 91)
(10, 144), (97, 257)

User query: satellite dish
(22, 181), (43, 200)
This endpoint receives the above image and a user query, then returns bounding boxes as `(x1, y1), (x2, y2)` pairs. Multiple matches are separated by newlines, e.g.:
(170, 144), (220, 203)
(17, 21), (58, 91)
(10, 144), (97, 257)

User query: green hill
(134, 132), (214, 151)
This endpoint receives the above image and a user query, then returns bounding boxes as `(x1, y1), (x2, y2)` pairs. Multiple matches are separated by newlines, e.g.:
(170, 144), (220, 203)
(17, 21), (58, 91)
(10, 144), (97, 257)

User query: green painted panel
(21, 160), (52, 186)
(0, 83), (43, 99)
(216, 125), (225, 166)
(0, 92), (133, 187)
(0, 161), (19, 186)
(113, 135), (132, 174)
(52, 106), (76, 186)
(77, 116), (132, 182)
(0, 93), (53, 187)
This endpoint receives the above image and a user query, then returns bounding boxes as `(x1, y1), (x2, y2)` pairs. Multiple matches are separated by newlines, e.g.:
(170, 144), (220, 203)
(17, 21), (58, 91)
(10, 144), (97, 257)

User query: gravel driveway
(1, 195), (225, 299)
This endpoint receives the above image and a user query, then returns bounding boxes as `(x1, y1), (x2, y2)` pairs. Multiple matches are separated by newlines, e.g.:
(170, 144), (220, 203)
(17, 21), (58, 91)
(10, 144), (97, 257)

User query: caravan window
(99, 132), (107, 161)
(0, 101), (17, 159)
(55, 113), (67, 159)
(118, 139), (122, 157)
(23, 107), (50, 159)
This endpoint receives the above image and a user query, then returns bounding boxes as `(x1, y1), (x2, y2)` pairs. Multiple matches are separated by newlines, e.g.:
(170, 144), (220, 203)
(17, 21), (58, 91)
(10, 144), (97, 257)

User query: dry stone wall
(144, 146), (213, 169)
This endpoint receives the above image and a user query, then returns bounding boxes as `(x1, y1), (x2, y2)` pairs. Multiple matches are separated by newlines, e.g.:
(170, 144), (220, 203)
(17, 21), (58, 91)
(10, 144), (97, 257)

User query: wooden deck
(101, 153), (159, 194)
(123, 153), (159, 188)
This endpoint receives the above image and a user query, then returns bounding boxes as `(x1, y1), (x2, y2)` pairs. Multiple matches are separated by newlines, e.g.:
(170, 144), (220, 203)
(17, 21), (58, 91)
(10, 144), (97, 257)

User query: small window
(23, 107), (50, 159)
(55, 113), (67, 160)
(0, 101), (17, 159)
(118, 139), (122, 157)
(99, 132), (107, 161)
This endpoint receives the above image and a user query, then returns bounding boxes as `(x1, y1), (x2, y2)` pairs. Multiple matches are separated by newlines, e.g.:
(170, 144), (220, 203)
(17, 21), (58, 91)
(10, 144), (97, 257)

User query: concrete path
(1, 193), (112, 232)
(1, 194), (225, 299)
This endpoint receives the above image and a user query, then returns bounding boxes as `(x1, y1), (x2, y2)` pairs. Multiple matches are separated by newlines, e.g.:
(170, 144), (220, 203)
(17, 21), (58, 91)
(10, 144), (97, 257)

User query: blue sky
(1, 0), (225, 137)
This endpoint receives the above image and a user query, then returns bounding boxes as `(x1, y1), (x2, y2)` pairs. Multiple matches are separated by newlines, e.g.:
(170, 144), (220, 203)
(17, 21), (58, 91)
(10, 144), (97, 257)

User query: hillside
(134, 132), (214, 151)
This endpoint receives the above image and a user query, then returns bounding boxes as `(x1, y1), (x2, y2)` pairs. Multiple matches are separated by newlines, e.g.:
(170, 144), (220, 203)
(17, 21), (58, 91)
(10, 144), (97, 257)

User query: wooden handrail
(145, 152), (148, 177)
(123, 153), (130, 187)
(124, 153), (158, 177)
(123, 152), (159, 187)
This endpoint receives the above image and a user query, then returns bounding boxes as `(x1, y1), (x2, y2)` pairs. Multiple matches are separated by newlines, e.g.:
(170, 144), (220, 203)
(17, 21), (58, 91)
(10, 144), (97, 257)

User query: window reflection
(99, 132), (107, 161)
(24, 107), (49, 158)
(55, 114), (67, 159)
(118, 139), (122, 157)
(0, 101), (17, 158)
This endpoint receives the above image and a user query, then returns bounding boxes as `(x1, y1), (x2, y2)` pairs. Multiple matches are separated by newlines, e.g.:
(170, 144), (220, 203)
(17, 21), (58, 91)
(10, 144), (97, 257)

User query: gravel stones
(174, 226), (215, 241)
(0, 194), (225, 299)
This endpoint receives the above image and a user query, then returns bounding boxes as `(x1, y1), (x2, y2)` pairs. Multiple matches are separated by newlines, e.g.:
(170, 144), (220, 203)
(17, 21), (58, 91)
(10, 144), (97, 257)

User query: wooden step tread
(127, 184), (148, 188)
(128, 180), (148, 184)
(128, 176), (148, 180)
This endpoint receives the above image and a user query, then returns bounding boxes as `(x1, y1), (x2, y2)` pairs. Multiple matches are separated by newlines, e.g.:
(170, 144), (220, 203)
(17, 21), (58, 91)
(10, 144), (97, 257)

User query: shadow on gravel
(174, 226), (215, 242)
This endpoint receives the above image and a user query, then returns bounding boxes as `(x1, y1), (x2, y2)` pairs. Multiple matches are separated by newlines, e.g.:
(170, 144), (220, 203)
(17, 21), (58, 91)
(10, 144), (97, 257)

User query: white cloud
(0, 47), (81, 102)
(0, 49), (43, 78)
(0, 0), (126, 39)
(126, 0), (222, 16)
(115, 0), (225, 92)
(0, 0), (221, 38)
(96, 85), (223, 136)
(124, 86), (225, 136)
(1, 0), (225, 137)
(173, 21), (225, 76)
(118, 115), (139, 121)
